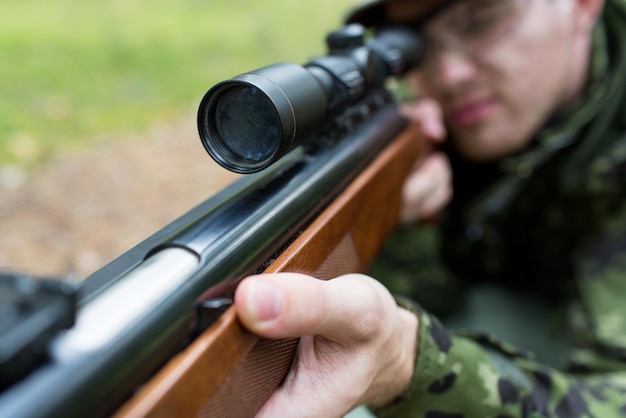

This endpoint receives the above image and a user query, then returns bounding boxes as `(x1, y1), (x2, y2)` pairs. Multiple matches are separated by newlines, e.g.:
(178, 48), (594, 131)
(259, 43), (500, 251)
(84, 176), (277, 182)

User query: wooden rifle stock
(115, 123), (425, 418)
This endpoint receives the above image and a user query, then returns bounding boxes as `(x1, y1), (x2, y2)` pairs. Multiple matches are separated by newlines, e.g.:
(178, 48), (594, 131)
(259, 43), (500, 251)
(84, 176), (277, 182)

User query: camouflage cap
(345, 0), (451, 27)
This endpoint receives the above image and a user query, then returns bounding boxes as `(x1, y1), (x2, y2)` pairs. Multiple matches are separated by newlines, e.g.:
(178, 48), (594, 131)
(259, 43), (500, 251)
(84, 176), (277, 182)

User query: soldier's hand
(399, 99), (452, 224)
(234, 273), (418, 418)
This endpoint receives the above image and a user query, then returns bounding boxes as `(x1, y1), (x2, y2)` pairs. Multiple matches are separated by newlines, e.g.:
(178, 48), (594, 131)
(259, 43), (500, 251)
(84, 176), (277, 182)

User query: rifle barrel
(0, 97), (407, 418)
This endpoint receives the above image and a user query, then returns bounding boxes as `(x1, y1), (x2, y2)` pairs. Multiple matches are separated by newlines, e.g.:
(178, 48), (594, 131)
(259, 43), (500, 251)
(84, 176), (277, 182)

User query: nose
(427, 45), (478, 89)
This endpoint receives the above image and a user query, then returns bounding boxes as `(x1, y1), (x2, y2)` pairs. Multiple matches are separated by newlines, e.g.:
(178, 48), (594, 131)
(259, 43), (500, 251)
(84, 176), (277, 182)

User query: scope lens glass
(213, 85), (281, 164)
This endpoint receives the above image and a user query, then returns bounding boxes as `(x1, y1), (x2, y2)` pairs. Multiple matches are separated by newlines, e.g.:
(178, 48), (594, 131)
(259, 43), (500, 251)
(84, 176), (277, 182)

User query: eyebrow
(410, 0), (466, 27)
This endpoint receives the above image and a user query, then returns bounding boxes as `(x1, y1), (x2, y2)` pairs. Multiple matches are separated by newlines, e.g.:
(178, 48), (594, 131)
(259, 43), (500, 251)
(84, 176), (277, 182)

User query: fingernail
(424, 121), (444, 139)
(249, 279), (283, 322)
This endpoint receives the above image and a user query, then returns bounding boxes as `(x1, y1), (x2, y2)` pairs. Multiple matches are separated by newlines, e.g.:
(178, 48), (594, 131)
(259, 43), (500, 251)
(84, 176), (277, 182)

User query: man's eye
(455, 1), (517, 38)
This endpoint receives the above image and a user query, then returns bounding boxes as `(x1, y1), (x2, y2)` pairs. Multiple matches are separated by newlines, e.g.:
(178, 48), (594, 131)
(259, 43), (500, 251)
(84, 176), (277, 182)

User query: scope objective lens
(198, 63), (328, 173)
(213, 86), (281, 165)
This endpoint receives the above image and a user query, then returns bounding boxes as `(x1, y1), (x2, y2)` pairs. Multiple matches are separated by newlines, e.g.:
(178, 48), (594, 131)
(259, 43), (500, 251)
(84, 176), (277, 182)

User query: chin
(455, 146), (504, 162)
(450, 118), (531, 162)
(452, 131), (518, 162)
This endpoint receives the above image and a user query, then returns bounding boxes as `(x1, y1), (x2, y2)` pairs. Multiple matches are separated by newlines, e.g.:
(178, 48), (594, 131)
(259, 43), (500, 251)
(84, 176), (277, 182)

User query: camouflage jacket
(372, 0), (626, 416)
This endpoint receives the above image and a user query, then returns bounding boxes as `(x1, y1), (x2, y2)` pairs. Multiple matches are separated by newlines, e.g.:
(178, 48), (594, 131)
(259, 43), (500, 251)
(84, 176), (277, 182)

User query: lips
(447, 98), (497, 127)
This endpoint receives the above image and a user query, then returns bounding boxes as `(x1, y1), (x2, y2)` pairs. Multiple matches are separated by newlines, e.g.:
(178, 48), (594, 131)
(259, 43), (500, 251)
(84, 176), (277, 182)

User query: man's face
(409, 0), (587, 161)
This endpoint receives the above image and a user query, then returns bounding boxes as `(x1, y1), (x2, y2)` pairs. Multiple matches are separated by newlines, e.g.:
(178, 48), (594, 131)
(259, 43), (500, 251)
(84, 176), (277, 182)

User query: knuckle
(341, 276), (393, 341)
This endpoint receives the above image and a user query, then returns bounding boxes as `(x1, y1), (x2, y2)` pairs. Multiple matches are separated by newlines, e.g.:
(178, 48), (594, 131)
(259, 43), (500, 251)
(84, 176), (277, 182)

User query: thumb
(234, 273), (389, 343)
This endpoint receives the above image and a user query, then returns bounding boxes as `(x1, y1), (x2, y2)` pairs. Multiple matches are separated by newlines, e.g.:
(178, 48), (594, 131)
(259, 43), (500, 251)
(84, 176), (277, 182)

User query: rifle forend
(0, 24), (425, 417)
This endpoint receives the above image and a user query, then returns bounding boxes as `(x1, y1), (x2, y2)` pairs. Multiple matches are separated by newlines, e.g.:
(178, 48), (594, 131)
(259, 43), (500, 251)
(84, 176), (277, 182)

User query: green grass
(0, 0), (358, 167)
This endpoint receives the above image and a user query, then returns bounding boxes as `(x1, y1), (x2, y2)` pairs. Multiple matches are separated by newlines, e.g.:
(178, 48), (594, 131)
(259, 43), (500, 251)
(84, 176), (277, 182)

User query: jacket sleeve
(371, 233), (626, 418)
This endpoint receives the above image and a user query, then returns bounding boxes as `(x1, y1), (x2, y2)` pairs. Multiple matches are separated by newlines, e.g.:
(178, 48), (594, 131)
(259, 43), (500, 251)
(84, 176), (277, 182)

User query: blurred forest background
(0, 0), (358, 167)
(0, 0), (358, 278)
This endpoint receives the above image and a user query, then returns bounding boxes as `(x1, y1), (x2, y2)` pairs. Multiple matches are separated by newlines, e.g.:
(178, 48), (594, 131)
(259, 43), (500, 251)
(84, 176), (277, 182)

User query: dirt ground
(0, 114), (239, 281)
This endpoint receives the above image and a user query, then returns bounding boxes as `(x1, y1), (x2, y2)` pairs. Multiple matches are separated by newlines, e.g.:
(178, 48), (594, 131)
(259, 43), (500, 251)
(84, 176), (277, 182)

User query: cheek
(480, 31), (572, 131)
(484, 42), (555, 104)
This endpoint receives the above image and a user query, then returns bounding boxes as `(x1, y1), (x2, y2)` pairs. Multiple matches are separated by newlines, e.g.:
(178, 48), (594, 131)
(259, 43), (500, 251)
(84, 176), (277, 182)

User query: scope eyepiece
(198, 63), (328, 174)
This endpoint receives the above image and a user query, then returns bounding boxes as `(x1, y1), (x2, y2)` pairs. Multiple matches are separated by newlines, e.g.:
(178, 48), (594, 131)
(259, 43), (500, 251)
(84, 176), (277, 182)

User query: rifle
(0, 22), (425, 417)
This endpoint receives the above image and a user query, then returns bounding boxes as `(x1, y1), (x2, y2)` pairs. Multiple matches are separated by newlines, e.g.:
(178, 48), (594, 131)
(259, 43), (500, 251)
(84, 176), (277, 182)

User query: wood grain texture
(115, 124), (424, 418)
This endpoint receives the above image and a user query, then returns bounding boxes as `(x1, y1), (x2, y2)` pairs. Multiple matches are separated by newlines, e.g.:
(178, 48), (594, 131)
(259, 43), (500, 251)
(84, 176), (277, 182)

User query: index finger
(400, 98), (446, 143)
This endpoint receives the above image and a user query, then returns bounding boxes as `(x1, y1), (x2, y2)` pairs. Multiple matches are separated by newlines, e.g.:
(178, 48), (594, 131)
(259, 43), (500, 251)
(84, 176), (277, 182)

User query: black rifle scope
(197, 24), (423, 174)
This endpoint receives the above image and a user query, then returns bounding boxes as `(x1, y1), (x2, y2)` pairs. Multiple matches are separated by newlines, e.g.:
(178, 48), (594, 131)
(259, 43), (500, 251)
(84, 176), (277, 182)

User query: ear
(573, 0), (605, 32)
